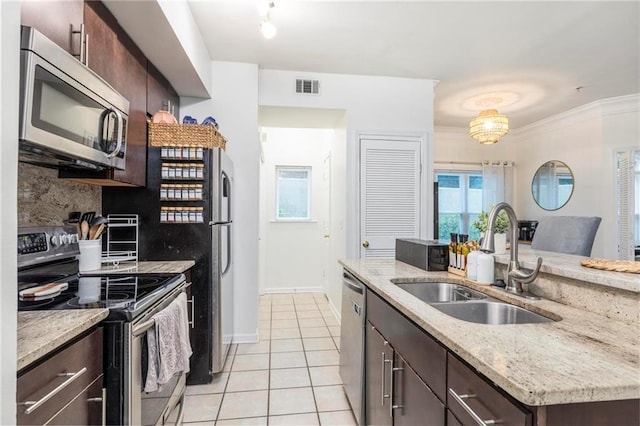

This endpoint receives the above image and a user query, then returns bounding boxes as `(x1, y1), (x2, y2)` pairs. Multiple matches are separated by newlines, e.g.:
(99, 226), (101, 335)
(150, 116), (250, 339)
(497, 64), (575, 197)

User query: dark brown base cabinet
(364, 289), (640, 426)
(17, 328), (104, 426)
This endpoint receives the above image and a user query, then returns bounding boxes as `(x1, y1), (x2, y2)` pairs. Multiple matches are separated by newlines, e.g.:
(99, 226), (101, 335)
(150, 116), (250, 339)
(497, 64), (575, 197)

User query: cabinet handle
(381, 349), (392, 407)
(448, 388), (497, 425)
(87, 387), (107, 426)
(71, 24), (85, 64)
(390, 361), (404, 418)
(187, 296), (195, 328)
(85, 32), (89, 67)
(21, 367), (87, 414)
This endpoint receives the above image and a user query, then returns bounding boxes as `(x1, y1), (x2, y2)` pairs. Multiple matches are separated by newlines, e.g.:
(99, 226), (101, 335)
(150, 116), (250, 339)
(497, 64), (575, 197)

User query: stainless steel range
(18, 226), (188, 425)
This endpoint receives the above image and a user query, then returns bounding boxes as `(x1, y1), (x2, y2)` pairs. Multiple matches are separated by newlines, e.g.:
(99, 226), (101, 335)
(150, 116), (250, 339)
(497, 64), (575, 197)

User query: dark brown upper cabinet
(147, 61), (180, 120)
(20, 0), (84, 56)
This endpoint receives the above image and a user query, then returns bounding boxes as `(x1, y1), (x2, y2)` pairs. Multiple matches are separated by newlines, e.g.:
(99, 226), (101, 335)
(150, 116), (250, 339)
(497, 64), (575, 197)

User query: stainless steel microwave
(19, 26), (129, 171)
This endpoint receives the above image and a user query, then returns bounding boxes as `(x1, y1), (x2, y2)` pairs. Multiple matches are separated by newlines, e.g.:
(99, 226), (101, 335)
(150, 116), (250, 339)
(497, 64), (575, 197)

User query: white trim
(326, 298), (341, 324)
(353, 129), (431, 253)
(513, 94), (639, 135)
(232, 332), (259, 344)
(434, 161), (482, 172)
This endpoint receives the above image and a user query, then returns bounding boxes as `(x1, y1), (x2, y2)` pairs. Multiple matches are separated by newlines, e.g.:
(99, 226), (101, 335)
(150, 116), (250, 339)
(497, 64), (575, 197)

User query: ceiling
(187, 0), (639, 129)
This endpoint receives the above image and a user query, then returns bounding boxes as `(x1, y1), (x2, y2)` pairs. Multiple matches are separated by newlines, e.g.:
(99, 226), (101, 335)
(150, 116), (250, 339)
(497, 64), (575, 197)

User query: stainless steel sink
(430, 301), (554, 325)
(395, 282), (487, 303)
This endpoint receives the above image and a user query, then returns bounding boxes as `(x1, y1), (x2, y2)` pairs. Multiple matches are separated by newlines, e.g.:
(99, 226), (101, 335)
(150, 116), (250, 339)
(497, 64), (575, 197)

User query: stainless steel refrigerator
(103, 146), (234, 383)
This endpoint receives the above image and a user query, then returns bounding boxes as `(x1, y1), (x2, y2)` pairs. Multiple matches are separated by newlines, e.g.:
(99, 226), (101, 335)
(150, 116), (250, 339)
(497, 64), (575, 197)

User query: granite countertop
(93, 260), (195, 275)
(340, 258), (640, 407)
(498, 247), (639, 293)
(17, 309), (109, 372)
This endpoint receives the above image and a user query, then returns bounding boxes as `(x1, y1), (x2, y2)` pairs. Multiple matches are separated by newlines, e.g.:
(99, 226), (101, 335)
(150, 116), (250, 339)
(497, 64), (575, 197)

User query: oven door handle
(132, 318), (155, 337)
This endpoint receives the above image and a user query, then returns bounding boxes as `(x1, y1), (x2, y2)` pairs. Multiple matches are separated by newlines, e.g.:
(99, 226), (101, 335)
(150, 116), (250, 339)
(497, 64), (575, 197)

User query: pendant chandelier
(469, 109), (509, 144)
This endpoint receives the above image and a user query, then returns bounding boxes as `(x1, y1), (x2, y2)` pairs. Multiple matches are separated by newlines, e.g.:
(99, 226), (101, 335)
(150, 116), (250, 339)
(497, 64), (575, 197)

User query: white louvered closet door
(360, 138), (421, 258)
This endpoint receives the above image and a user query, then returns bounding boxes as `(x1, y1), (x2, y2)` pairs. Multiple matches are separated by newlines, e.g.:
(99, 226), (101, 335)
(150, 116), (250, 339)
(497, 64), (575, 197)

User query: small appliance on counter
(395, 238), (449, 271)
(517, 220), (538, 243)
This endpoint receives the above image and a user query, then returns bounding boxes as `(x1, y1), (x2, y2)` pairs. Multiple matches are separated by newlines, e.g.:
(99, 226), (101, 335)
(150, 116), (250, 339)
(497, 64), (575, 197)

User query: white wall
(0, 1), (19, 421)
(181, 61), (260, 343)
(328, 119), (348, 319)
(260, 128), (332, 293)
(259, 69), (435, 313)
(434, 95), (640, 259)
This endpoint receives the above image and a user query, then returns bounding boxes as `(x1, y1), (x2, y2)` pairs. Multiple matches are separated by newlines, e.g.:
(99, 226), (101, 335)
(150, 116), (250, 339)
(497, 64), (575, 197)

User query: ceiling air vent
(295, 79), (320, 95)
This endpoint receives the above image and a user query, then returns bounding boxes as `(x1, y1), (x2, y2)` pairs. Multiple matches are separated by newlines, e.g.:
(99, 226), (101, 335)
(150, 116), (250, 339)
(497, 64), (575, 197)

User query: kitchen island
(340, 254), (639, 417)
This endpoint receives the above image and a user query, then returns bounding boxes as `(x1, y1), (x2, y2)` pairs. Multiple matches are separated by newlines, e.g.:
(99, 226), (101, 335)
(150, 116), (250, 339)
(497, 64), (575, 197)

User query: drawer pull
(22, 367), (87, 415)
(448, 388), (497, 425)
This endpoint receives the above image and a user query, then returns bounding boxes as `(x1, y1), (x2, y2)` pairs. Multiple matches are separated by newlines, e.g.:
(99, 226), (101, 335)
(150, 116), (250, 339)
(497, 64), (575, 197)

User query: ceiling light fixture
(469, 109), (509, 144)
(258, 1), (277, 39)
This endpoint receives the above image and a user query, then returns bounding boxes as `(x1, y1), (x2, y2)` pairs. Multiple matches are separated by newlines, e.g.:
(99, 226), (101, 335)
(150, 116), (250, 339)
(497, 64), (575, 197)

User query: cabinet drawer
(367, 290), (447, 401)
(447, 354), (531, 426)
(47, 376), (104, 426)
(17, 328), (103, 425)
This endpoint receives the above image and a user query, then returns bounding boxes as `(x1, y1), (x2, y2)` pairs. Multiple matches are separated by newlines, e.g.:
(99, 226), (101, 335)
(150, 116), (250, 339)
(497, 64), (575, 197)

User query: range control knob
(70, 234), (79, 244)
(50, 235), (61, 247)
(61, 234), (70, 245)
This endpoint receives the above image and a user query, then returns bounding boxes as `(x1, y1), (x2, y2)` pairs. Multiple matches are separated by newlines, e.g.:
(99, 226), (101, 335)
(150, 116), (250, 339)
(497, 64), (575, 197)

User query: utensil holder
(78, 239), (102, 272)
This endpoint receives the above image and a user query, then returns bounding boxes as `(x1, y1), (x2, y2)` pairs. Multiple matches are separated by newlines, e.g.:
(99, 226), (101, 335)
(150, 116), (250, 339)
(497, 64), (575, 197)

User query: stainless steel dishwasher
(339, 269), (366, 425)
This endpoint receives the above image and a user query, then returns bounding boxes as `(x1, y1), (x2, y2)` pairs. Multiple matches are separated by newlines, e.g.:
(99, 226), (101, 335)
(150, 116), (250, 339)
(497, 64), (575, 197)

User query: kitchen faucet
(480, 202), (543, 297)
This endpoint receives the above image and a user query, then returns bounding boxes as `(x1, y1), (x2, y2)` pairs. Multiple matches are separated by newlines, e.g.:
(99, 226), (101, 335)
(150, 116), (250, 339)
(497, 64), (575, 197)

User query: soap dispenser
(476, 252), (495, 284)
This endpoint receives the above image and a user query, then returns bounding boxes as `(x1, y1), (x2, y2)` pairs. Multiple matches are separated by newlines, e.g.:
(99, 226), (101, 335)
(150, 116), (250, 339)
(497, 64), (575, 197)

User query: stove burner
(66, 291), (134, 309)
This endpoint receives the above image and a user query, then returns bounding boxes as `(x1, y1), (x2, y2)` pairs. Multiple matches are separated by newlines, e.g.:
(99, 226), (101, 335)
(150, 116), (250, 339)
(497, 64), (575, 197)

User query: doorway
(258, 107), (347, 313)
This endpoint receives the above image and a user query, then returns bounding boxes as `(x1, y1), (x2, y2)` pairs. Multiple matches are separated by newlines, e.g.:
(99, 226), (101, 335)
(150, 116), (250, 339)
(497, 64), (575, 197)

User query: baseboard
(326, 295), (341, 323)
(263, 286), (324, 294)
(232, 332), (259, 344)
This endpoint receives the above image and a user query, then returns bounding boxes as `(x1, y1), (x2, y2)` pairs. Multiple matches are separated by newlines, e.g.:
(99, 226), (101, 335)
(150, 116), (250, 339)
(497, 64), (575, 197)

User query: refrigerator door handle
(209, 220), (233, 226)
(222, 223), (232, 276)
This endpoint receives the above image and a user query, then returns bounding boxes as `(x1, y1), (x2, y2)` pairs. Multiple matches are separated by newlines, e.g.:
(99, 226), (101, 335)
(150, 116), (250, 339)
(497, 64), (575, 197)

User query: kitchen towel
(144, 292), (192, 393)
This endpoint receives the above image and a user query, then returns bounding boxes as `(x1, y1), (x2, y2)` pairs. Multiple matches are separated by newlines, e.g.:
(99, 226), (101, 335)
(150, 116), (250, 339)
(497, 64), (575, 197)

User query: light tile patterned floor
(184, 293), (357, 426)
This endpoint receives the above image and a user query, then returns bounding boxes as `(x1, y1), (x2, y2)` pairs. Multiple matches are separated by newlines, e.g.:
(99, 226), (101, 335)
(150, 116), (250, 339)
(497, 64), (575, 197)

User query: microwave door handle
(105, 108), (123, 158)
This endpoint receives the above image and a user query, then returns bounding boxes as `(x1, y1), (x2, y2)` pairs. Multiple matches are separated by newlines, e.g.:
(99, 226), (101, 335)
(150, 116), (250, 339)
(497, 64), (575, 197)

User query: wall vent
(295, 79), (320, 95)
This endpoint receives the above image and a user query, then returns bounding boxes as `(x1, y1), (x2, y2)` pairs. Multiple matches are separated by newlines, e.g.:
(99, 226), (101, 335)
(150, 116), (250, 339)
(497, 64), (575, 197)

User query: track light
(258, 1), (277, 39)
(261, 20), (277, 39)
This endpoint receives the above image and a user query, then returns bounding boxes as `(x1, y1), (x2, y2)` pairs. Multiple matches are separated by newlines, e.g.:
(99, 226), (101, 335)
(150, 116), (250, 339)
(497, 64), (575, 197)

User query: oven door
(19, 43), (127, 170)
(128, 285), (187, 425)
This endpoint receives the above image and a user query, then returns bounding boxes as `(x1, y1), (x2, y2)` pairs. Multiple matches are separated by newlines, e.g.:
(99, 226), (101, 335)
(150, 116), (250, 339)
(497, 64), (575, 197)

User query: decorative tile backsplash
(18, 163), (101, 227)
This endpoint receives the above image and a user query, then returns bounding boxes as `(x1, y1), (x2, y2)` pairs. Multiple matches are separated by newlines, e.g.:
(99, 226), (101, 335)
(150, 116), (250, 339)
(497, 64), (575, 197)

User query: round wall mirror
(531, 160), (574, 210)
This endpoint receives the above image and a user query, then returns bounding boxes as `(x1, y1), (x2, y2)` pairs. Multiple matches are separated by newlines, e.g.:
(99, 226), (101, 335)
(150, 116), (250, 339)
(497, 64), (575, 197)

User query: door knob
(362, 240), (370, 248)
(324, 234), (330, 239)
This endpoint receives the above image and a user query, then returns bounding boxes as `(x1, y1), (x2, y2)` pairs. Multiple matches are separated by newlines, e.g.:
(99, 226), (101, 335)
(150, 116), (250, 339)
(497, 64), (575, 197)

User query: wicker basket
(148, 122), (226, 149)
(580, 258), (640, 274)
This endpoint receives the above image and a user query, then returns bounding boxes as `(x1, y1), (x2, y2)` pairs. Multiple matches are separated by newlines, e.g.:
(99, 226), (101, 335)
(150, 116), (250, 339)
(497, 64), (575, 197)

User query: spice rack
(159, 146), (205, 224)
(102, 214), (139, 264)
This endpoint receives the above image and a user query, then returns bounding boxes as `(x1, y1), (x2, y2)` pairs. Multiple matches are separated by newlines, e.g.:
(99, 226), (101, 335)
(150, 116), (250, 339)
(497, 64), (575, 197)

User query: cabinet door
(83, 1), (118, 84)
(365, 323), (392, 426)
(393, 353), (445, 426)
(147, 61), (180, 118)
(448, 354), (531, 426)
(20, 0), (84, 55)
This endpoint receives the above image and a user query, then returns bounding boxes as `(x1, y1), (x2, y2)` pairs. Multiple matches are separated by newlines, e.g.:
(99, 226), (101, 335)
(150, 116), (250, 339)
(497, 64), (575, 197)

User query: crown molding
(512, 94), (640, 136)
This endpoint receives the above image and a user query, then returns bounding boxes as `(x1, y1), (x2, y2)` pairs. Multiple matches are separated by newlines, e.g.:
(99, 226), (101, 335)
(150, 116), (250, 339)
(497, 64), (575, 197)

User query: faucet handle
(509, 257), (543, 284)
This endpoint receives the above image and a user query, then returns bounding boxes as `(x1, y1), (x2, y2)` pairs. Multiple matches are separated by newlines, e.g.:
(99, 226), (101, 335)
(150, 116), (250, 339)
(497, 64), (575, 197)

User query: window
(436, 171), (483, 240)
(276, 167), (311, 220)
